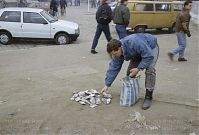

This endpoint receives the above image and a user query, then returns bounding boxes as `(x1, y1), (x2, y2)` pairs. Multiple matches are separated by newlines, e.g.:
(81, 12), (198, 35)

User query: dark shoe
(91, 49), (98, 54)
(142, 89), (153, 110)
(167, 52), (174, 61)
(178, 58), (187, 61)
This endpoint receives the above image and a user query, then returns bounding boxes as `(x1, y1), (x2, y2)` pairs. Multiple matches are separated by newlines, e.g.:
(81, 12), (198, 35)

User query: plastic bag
(120, 76), (140, 107)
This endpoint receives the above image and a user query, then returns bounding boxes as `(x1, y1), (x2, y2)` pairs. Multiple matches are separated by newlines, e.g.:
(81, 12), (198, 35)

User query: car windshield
(40, 11), (58, 23)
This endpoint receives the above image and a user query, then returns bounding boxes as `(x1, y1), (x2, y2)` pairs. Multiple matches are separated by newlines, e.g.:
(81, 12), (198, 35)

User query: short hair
(120, 0), (128, 4)
(102, 0), (110, 5)
(184, 0), (192, 7)
(107, 39), (121, 54)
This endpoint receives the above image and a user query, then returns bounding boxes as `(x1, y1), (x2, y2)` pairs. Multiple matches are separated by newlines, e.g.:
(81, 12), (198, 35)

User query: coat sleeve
(136, 44), (154, 70)
(107, 6), (113, 20)
(105, 57), (124, 87)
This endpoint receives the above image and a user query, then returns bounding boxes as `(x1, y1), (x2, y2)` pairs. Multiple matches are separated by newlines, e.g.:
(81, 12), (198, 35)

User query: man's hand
(187, 31), (191, 37)
(129, 68), (139, 78)
(101, 86), (109, 93)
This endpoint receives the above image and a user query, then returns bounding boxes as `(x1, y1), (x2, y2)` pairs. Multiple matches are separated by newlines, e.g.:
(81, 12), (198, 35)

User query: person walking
(113, 0), (130, 39)
(60, 0), (67, 16)
(168, 0), (192, 62)
(90, 0), (112, 54)
(77, 0), (80, 6)
(91, 0), (96, 8)
(101, 33), (159, 110)
(50, 0), (58, 16)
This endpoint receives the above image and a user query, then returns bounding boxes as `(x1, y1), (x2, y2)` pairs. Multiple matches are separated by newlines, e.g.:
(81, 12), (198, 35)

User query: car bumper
(70, 34), (79, 41)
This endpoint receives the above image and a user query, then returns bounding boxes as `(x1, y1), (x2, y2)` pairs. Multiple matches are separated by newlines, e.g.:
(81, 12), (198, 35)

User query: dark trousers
(91, 23), (112, 50)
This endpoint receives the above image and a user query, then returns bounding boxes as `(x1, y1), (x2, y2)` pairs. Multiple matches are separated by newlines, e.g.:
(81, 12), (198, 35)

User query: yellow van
(127, 1), (184, 33)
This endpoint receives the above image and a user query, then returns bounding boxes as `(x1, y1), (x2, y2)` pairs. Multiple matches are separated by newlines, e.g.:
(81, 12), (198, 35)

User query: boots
(142, 89), (153, 110)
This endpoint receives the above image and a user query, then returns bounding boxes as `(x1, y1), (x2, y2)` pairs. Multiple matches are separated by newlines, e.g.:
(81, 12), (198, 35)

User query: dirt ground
(0, 3), (199, 135)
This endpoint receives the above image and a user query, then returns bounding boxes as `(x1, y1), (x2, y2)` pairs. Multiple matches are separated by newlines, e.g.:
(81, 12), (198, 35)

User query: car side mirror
(43, 21), (48, 25)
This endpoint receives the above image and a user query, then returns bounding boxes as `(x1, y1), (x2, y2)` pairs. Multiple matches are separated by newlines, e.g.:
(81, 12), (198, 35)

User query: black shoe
(142, 89), (153, 110)
(178, 58), (187, 61)
(167, 52), (174, 61)
(91, 49), (98, 54)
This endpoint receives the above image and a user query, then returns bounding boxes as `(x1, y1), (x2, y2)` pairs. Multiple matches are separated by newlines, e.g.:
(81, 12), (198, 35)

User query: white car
(0, 8), (80, 45)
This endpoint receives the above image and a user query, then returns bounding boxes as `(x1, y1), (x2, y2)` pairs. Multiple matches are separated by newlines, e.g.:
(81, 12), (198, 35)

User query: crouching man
(101, 33), (159, 110)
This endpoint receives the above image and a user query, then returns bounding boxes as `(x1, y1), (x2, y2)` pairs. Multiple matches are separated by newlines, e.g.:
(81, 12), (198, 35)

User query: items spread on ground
(70, 89), (112, 108)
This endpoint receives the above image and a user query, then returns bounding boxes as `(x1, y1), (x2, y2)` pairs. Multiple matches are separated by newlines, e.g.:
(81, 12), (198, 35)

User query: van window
(155, 4), (170, 12)
(173, 4), (183, 11)
(135, 3), (154, 11)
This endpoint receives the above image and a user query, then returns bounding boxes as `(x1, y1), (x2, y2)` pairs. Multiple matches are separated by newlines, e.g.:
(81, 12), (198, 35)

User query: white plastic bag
(120, 76), (140, 107)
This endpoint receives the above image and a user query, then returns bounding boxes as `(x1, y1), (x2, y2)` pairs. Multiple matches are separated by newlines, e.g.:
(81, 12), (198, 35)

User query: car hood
(52, 20), (78, 29)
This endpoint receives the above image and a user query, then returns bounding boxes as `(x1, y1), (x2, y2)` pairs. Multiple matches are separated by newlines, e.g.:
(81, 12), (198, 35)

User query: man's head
(102, 0), (111, 5)
(184, 0), (192, 11)
(107, 39), (123, 57)
(120, 0), (128, 6)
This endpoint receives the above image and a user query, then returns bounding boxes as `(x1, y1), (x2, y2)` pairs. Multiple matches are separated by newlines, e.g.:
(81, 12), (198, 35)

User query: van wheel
(55, 33), (70, 45)
(156, 28), (162, 31)
(168, 23), (176, 33)
(134, 26), (146, 33)
(0, 32), (11, 45)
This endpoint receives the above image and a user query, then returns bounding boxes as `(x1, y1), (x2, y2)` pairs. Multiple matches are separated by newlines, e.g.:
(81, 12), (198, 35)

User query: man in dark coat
(50, 0), (58, 16)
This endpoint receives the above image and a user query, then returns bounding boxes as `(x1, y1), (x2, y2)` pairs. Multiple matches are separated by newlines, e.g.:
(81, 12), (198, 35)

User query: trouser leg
(91, 24), (102, 50)
(171, 32), (186, 58)
(102, 24), (112, 42)
(145, 45), (159, 92)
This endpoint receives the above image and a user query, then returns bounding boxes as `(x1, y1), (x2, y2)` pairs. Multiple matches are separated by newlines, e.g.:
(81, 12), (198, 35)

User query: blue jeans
(91, 23), (112, 50)
(115, 24), (127, 39)
(171, 32), (186, 58)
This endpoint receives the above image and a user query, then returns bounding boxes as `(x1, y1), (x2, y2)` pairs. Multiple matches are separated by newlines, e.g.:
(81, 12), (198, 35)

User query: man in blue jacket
(101, 33), (159, 110)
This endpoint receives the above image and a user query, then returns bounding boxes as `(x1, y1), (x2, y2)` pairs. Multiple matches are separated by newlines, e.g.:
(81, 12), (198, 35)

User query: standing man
(50, 0), (58, 16)
(91, 0), (96, 8)
(90, 0), (112, 54)
(101, 33), (159, 110)
(60, 0), (67, 15)
(168, 0), (192, 61)
(113, 0), (130, 39)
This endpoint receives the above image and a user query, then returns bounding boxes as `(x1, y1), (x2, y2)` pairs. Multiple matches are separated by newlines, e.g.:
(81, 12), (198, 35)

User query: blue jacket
(105, 33), (157, 87)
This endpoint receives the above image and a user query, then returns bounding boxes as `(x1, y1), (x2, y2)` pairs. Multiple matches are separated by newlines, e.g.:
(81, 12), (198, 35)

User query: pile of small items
(70, 89), (112, 108)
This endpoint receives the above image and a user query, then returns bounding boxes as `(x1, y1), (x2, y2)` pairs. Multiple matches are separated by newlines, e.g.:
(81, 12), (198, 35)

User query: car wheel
(134, 26), (146, 33)
(55, 33), (70, 45)
(0, 32), (11, 45)
(168, 23), (176, 33)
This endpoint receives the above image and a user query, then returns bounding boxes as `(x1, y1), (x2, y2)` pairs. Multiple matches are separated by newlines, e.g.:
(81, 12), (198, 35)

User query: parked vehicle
(0, 8), (80, 45)
(127, 1), (184, 33)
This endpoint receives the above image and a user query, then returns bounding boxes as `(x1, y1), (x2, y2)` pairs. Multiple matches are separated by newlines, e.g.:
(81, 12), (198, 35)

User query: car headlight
(75, 27), (80, 35)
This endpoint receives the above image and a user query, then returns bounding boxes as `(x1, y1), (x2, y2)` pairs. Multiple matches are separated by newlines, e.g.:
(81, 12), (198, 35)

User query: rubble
(132, 111), (146, 126)
(127, 111), (160, 130)
(70, 89), (112, 108)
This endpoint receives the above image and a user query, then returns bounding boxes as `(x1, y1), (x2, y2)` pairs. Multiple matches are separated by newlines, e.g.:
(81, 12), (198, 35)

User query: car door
(0, 11), (22, 37)
(21, 12), (50, 38)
